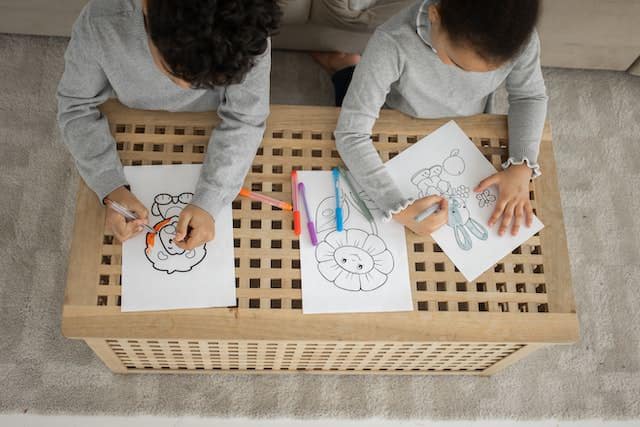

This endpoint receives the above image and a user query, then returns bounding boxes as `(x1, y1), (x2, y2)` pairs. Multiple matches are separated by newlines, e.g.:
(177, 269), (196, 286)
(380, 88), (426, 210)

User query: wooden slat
(535, 130), (577, 315)
(62, 307), (579, 343)
(63, 180), (106, 306)
(84, 338), (128, 373)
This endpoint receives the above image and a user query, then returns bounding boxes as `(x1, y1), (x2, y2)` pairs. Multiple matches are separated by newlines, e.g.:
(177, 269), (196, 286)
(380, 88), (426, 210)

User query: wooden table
(61, 100), (579, 375)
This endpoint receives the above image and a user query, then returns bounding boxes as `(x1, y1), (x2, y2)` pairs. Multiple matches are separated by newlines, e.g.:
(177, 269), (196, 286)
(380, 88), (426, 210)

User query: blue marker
(414, 204), (440, 222)
(332, 168), (344, 231)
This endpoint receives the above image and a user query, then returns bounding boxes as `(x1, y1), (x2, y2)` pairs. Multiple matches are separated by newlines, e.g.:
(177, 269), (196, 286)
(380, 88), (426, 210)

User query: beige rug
(1, 33), (639, 418)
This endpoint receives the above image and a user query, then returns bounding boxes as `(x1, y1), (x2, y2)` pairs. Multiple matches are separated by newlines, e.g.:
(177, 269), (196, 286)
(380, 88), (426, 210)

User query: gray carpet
(1, 33), (639, 419)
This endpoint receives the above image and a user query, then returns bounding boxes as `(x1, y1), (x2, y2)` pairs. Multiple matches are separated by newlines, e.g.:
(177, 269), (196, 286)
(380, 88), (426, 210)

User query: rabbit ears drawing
(447, 197), (488, 251)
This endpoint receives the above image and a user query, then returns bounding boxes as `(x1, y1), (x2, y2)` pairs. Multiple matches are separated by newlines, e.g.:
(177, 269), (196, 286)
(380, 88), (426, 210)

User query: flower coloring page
(297, 171), (412, 314)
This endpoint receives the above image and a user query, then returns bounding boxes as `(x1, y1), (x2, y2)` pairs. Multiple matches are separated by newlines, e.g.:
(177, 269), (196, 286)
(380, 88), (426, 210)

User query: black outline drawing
(476, 188), (497, 208)
(411, 149), (467, 198)
(316, 228), (395, 292)
(410, 149), (489, 250)
(315, 195), (351, 237)
(144, 192), (208, 275)
(314, 181), (394, 292)
(151, 192), (193, 219)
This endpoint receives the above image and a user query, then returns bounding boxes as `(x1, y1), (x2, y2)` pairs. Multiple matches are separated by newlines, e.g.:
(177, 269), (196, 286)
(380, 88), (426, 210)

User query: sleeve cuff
(501, 157), (542, 179)
(190, 189), (227, 222)
(382, 197), (416, 222)
(92, 169), (129, 206)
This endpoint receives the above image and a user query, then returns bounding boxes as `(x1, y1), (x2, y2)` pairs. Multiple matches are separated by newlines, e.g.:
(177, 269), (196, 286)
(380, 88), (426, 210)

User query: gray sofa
(0, 0), (638, 75)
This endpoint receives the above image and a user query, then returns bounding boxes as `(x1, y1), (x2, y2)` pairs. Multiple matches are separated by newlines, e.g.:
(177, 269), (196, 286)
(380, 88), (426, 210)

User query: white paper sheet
(385, 120), (544, 281)
(297, 171), (413, 314)
(121, 164), (236, 312)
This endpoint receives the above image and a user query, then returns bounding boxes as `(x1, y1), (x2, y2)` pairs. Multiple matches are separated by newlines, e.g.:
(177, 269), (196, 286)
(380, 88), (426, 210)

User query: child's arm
(56, 6), (128, 204)
(335, 30), (411, 220)
(189, 40), (271, 222)
(504, 30), (548, 178)
(475, 31), (548, 236)
(176, 42), (271, 250)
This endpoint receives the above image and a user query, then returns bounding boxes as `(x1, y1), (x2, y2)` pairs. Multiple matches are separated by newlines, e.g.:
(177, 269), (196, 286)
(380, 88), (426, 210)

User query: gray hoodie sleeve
(503, 31), (548, 178)
(191, 42), (271, 220)
(57, 6), (128, 203)
(334, 30), (413, 220)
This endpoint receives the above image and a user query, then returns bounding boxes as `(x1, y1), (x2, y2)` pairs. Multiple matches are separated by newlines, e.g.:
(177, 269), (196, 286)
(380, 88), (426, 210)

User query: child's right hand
(104, 186), (149, 242)
(392, 196), (448, 237)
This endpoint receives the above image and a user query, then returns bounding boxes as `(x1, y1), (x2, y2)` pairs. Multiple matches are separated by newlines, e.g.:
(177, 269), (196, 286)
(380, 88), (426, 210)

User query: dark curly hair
(146, 0), (281, 88)
(438, 0), (540, 63)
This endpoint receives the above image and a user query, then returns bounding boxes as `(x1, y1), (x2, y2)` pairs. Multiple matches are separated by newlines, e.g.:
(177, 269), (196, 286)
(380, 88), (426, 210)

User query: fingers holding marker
(411, 197), (448, 235)
(109, 212), (143, 242)
(430, 198), (449, 226)
(175, 210), (192, 243)
(181, 229), (205, 250)
(109, 214), (127, 242)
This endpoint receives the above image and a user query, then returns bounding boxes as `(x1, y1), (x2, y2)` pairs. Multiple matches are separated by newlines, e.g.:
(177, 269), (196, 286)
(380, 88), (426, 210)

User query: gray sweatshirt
(335, 0), (548, 219)
(57, 0), (270, 220)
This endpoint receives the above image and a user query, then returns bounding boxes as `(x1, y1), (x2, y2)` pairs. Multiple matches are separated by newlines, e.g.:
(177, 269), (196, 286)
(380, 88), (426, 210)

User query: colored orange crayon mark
(145, 217), (172, 255)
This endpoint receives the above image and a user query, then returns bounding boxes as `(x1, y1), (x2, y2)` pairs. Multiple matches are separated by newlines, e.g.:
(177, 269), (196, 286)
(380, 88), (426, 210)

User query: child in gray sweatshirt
(330, 0), (547, 238)
(57, 0), (281, 248)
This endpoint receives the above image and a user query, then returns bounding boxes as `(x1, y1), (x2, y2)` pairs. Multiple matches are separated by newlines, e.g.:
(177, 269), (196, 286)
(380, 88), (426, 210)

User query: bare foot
(311, 52), (361, 75)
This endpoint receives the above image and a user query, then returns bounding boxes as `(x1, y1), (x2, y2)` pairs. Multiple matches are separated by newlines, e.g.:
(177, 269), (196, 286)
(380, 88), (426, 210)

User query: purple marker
(298, 182), (318, 246)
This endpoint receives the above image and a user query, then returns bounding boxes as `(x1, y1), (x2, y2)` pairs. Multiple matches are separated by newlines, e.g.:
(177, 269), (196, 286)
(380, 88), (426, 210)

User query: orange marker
(238, 188), (293, 211)
(291, 171), (301, 235)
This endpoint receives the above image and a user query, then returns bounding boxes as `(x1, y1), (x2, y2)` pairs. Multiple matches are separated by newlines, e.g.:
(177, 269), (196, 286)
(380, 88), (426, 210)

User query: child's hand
(174, 204), (216, 250)
(474, 163), (534, 236)
(104, 186), (149, 242)
(393, 196), (448, 237)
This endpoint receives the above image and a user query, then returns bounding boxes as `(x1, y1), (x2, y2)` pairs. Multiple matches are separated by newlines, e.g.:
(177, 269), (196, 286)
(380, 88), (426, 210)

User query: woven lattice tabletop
(61, 100), (578, 375)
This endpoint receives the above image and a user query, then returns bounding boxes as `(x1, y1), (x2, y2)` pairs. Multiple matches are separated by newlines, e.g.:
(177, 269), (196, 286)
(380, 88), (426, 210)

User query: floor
(1, 415), (639, 427)
(0, 33), (639, 420)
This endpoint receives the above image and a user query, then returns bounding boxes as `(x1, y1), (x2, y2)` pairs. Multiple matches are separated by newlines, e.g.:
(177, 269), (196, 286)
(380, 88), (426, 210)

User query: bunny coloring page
(386, 121), (544, 281)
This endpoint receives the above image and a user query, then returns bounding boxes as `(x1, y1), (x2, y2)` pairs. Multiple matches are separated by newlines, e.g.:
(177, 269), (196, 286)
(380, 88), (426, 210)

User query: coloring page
(121, 164), (236, 312)
(297, 171), (412, 314)
(385, 121), (544, 281)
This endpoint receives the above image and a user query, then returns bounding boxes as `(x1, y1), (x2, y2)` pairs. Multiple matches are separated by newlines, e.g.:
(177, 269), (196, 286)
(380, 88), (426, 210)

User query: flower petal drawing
(362, 233), (386, 256)
(318, 259), (343, 282)
(360, 268), (388, 291)
(345, 229), (368, 248)
(316, 241), (335, 263)
(315, 228), (395, 292)
(334, 270), (361, 291)
(373, 249), (394, 274)
(324, 229), (349, 250)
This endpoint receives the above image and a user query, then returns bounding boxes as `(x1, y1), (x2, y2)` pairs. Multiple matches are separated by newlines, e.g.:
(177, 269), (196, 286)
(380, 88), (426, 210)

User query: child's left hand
(174, 204), (216, 250)
(474, 163), (534, 236)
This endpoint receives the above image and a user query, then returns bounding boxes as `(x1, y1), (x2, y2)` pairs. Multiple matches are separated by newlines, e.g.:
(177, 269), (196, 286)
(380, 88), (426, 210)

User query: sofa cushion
(279, 0), (312, 25)
(348, 0), (378, 10)
(310, 0), (413, 32)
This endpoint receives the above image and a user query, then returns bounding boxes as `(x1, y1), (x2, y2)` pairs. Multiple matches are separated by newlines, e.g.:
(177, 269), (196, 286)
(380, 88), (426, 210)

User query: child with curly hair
(57, 0), (281, 248)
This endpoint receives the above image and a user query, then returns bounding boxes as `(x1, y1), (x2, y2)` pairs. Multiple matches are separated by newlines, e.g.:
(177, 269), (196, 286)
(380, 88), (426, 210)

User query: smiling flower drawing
(316, 229), (394, 292)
